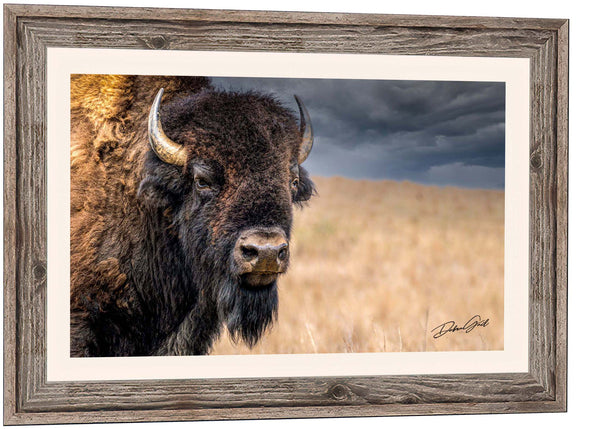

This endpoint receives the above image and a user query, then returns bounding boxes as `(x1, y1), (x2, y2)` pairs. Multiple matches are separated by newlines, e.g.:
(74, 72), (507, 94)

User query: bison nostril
(278, 247), (288, 261)
(241, 245), (259, 261)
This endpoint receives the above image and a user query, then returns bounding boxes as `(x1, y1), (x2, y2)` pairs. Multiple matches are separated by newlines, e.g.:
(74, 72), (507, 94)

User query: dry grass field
(212, 175), (504, 354)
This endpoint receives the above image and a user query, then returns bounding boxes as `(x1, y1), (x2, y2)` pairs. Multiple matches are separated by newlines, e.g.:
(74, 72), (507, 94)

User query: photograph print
(70, 74), (505, 357)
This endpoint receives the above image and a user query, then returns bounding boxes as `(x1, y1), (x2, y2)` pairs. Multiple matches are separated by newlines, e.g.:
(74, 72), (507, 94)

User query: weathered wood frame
(3, 4), (568, 424)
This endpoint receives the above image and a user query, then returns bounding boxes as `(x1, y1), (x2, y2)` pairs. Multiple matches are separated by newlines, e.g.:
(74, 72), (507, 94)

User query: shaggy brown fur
(70, 75), (314, 356)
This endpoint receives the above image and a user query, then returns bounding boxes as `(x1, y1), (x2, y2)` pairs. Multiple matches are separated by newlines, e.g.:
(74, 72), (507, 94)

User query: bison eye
(195, 180), (209, 190)
(194, 173), (213, 191)
(291, 177), (300, 190)
(195, 177), (211, 191)
(191, 163), (220, 195)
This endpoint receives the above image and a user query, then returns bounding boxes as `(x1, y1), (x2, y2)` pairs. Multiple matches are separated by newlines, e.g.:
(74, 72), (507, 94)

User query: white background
(1, 1), (596, 429)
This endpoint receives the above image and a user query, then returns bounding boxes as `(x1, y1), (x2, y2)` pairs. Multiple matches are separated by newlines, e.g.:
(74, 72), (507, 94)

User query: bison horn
(148, 88), (186, 166)
(294, 95), (314, 164)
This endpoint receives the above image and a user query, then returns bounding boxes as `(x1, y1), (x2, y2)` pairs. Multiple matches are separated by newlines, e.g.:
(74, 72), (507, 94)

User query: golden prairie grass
(212, 176), (504, 354)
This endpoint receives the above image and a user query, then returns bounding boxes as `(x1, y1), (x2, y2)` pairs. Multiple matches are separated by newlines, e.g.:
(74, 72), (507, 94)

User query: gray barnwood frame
(3, 4), (568, 424)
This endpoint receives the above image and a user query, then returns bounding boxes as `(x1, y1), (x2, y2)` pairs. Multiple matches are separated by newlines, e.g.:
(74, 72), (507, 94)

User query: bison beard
(153, 235), (279, 356)
(70, 75), (315, 357)
(217, 269), (279, 348)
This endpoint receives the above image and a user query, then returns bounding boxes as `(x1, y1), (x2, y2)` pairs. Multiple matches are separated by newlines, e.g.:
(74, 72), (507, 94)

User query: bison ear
(294, 95), (314, 164)
(137, 164), (187, 208)
(137, 176), (173, 208)
(294, 165), (316, 205)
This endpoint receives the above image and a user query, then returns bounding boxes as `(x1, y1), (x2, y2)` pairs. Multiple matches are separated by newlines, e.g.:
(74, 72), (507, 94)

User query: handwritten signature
(431, 315), (490, 339)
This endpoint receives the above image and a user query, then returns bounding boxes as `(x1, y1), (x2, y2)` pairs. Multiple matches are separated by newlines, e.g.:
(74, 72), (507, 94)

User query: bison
(70, 75), (315, 357)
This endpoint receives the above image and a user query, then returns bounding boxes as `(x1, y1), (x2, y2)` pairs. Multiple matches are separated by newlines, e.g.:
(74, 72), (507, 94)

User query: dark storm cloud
(210, 77), (505, 189)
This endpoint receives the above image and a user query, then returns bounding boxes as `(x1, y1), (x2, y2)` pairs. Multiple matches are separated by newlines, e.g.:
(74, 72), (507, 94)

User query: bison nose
(234, 227), (289, 287)
(240, 241), (288, 271)
(235, 227), (289, 272)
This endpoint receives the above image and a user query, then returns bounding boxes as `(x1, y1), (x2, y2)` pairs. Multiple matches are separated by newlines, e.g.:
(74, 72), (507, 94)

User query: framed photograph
(3, 3), (567, 424)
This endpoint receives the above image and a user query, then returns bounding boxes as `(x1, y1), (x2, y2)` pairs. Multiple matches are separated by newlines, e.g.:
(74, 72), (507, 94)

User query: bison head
(138, 87), (315, 349)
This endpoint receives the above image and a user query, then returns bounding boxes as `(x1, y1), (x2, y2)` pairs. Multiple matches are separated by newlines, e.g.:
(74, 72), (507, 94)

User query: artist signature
(431, 315), (490, 339)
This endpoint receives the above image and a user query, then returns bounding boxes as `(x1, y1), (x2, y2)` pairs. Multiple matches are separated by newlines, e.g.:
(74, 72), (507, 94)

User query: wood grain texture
(3, 4), (19, 422)
(528, 32), (557, 398)
(3, 4), (568, 424)
(20, 18), (554, 57)
(3, 3), (568, 29)
(554, 20), (568, 411)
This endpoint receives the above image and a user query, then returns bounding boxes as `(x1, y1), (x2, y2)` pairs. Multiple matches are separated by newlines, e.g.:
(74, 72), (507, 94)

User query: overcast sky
(211, 77), (505, 189)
